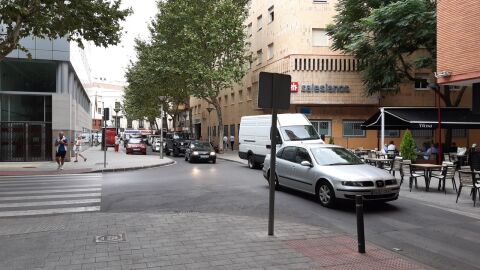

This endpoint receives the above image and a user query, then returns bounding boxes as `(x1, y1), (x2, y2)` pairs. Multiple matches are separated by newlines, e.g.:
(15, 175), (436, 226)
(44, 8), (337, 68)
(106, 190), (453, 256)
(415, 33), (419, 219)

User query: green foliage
(125, 0), (250, 151)
(400, 130), (417, 161)
(326, 0), (436, 95)
(0, 0), (131, 60)
(328, 137), (334, 145)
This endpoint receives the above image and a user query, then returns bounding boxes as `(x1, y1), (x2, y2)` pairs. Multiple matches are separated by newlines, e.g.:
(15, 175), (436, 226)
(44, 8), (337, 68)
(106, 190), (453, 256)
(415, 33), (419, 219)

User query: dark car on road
(125, 138), (147, 155)
(165, 132), (191, 156)
(185, 141), (216, 163)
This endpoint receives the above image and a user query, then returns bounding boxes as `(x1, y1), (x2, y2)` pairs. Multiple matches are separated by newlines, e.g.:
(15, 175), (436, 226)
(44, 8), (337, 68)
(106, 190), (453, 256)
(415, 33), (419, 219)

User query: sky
(88, 0), (158, 83)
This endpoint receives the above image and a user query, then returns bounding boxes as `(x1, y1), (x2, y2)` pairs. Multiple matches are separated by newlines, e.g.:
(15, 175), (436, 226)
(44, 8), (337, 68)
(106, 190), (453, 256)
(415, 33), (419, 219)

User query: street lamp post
(206, 107), (214, 143)
(114, 101), (121, 135)
(159, 96), (166, 159)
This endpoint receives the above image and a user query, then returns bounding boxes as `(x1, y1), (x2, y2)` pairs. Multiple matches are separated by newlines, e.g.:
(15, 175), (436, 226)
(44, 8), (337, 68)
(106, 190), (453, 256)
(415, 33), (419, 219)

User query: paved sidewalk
(0, 212), (428, 270)
(0, 146), (174, 176)
(217, 150), (247, 165)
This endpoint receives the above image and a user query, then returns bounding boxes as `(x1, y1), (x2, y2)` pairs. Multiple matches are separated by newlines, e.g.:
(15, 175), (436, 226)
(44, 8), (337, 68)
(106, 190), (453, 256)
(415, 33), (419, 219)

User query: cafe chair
(430, 165), (456, 194)
(386, 157), (402, 177)
(443, 153), (451, 162)
(456, 166), (480, 206)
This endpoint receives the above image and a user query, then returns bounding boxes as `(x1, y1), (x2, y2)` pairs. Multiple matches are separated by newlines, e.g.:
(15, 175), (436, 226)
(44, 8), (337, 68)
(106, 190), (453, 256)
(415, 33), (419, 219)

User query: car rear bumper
(190, 155), (216, 161)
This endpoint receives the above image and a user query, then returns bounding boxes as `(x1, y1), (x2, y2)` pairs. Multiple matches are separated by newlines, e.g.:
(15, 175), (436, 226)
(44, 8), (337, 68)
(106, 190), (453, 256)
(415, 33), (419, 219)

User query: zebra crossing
(0, 174), (102, 218)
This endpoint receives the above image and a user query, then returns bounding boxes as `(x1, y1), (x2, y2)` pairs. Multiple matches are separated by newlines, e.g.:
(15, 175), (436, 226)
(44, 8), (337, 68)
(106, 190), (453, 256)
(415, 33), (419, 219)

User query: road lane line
(0, 206), (100, 217)
(0, 193), (102, 201)
(0, 184), (101, 191)
(0, 199), (100, 208)
(0, 188), (101, 195)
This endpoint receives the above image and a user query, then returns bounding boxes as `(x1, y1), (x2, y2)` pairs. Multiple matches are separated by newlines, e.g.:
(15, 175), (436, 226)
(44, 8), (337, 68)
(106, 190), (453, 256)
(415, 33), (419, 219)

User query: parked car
(185, 141), (216, 163)
(262, 143), (400, 207)
(125, 138), (147, 155)
(239, 113), (324, 169)
(165, 132), (191, 157)
(151, 138), (164, 152)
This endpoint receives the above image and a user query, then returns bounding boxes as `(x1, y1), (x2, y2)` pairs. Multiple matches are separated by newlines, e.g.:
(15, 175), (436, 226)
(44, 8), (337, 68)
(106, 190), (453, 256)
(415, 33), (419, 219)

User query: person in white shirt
(223, 135), (228, 150)
(387, 141), (396, 151)
(74, 135), (87, 162)
(230, 135), (235, 150)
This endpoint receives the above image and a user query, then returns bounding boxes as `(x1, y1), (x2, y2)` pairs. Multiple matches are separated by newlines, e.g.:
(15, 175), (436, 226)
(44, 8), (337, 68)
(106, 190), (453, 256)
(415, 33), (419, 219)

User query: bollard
(355, 195), (365, 253)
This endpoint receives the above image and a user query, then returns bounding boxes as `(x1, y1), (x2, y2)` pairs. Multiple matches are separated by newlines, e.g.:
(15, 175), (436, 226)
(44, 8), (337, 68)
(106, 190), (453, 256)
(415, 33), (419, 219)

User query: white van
(238, 113), (324, 168)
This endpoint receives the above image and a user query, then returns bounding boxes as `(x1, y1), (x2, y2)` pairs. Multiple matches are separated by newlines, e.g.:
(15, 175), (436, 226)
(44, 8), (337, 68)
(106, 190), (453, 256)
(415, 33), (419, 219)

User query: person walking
(223, 135), (228, 150)
(74, 135), (87, 162)
(230, 135), (235, 150)
(55, 131), (68, 170)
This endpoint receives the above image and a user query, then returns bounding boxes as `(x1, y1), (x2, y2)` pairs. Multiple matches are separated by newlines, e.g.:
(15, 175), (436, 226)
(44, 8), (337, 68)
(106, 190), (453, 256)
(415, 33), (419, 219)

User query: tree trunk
(213, 101), (223, 153)
(189, 109), (193, 135)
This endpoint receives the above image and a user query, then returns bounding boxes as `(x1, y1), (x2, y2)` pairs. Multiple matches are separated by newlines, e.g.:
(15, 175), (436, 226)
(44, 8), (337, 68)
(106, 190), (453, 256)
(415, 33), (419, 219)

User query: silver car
(262, 144), (400, 207)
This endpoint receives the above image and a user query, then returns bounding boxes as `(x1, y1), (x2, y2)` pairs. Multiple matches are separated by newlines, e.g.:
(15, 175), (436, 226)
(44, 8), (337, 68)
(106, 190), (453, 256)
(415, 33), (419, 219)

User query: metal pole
(268, 77), (278, 236)
(356, 195), (365, 253)
(103, 102), (106, 168)
(208, 111), (211, 143)
(160, 103), (164, 159)
(380, 107), (385, 151)
(437, 90), (442, 164)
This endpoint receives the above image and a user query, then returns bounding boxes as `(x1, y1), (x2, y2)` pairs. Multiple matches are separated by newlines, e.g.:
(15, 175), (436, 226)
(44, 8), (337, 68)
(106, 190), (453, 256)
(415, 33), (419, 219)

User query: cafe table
(410, 163), (443, 191)
(364, 157), (392, 169)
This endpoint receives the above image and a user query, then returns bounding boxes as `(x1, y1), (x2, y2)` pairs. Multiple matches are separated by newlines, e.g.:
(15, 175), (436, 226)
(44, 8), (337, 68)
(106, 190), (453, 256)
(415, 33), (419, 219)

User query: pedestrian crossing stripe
(0, 174), (102, 218)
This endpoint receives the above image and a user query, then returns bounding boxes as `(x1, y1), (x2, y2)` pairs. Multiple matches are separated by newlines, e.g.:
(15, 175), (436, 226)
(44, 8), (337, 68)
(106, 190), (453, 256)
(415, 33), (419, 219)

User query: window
(138, 120), (144, 129)
(311, 120), (331, 136)
(213, 126), (217, 137)
(378, 130), (400, 138)
(257, 15), (263, 31)
(247, 23), (252, 37)
(257, 49), (263, 65)
(230, 93), (235, 104)
(127, 119), (132, 128)
(312, 29), (330, 47)
(238, 90), (243, 102)
(98, 108), (102, 114)
(295, 148), (312, 164)
(224, 95), (228, 106)
(247, 87), (252, 100)
(230, 125), (235, 138)
(452, 129), (467, 137)
(414, 73), (430, 90)
(224, 125), (228, 137)
(267, 43), (274, 60)
(279, 146), (296, 163)
(268, 6), (274, 23)
(343, 120), (365, 137)
(412, 129), (433, 137)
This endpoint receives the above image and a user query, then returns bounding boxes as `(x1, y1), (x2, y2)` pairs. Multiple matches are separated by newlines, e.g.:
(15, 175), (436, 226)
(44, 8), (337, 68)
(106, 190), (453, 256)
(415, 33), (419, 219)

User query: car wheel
(185, 155), (188, 161)
(173, 148), (179, 157)
(248, 155), (257, 169)
(317, 181), (335, 207)
(267, 171), (280, 190)
(188, 157), (193, 163)
(212, 158), (216, 164)
(165, 149), (170, 156)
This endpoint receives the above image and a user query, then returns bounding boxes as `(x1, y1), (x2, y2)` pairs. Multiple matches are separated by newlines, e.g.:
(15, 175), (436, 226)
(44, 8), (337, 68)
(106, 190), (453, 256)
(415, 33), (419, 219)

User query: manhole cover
(94, 233), (126, 243)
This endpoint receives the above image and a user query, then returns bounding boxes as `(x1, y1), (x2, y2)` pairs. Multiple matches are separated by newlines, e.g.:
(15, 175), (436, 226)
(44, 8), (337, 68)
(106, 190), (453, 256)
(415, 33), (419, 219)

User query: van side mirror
(266, 145), (271, 149)
(301, 161), (313, 167)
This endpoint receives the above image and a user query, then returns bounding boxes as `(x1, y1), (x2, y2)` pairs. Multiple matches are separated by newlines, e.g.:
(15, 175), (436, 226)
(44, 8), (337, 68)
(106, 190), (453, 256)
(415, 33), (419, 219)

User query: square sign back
(258, 72), (292, 110)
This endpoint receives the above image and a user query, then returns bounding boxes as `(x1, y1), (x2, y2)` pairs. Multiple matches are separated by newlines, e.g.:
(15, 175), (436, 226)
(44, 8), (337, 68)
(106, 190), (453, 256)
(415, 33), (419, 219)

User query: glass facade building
(0, 37), (91, 162)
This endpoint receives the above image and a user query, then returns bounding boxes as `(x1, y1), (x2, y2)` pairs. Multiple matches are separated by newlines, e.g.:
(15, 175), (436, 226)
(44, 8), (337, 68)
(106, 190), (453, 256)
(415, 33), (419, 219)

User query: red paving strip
(287, 235), (427, 270)
(0, 169), (92, 176)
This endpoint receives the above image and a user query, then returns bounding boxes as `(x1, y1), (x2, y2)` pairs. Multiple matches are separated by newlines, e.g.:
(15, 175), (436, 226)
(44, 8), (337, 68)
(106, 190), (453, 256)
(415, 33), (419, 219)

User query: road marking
(0, 184), (101, 191)
(0, 180), (99, 186)
(0, 177), (100, 184)
(0, 199), (101, 208)
(420, 202), (480, 221)
(0, 206), (100, 218)
(0, 173), (102, 179)
(0, 193), (101, 201)
(0, 188), (101, 195)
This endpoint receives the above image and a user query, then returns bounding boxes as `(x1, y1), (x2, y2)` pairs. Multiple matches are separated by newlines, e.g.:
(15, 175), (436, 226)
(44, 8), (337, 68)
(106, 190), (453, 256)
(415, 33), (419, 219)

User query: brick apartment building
(190, 0), (479, 150)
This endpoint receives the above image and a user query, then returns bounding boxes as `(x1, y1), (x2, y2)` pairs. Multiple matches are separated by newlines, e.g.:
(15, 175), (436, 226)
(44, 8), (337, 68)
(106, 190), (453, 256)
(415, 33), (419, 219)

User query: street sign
(258, 72), (292, 236)
(258, 72), (291, 110)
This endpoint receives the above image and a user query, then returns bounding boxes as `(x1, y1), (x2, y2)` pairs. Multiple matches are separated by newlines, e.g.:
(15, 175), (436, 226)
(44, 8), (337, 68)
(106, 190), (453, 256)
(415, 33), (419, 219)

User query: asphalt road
(102, 155), (480, 270)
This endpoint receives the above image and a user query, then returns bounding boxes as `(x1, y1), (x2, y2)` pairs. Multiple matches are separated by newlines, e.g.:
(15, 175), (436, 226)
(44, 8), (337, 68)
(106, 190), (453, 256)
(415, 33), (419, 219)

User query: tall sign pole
(258, 72), (291, 236)
(160, 103), (164, 159)
(103, 102), (106, 168)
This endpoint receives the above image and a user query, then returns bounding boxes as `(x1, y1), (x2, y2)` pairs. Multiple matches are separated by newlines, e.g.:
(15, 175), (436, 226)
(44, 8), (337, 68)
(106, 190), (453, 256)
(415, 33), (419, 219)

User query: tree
(0, 0), (131, 61)
(400, 130), (417, 161)
(134, 0), (250, 152)
(326, 0), (466, 147)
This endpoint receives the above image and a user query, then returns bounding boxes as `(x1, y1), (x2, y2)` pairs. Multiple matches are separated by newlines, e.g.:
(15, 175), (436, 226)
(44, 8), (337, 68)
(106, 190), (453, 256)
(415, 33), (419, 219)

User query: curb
(216, 156), (247, 165)
(89, 160), (176, 173)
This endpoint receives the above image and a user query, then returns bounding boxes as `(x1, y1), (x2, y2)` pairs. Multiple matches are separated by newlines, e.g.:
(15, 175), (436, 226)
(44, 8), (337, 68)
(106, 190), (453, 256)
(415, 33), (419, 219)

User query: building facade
(190, 0), (479, 150)
(0, 37), (91, 161)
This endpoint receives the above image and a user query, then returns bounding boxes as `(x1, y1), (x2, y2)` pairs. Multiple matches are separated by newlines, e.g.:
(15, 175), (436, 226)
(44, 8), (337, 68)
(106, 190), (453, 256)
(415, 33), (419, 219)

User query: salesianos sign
(296, 82), (351, 93)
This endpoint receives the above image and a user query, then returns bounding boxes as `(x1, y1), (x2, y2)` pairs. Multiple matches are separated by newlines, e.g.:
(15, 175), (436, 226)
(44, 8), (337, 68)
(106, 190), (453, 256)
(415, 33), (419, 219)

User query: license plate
(134, 148), (140, 151)
(371, 189), (388, 195)
(200, 155), (209, 158)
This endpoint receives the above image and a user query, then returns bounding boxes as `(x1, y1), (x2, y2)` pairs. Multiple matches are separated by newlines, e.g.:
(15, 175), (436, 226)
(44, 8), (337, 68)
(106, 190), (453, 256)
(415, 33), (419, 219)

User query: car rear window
(129, 138), (142, 144)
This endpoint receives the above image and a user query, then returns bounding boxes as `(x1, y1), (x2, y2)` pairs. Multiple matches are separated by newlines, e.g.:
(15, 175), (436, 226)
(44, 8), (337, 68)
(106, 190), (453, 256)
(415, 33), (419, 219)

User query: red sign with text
(291, 82), (299, 93)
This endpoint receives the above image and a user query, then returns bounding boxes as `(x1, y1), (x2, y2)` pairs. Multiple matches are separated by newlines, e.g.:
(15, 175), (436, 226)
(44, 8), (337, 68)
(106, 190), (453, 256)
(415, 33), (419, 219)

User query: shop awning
(361, 107), (480, 130)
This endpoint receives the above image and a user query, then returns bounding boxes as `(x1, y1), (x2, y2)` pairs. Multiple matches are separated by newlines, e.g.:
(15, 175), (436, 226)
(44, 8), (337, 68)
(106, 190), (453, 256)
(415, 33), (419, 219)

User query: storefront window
(311, 120), (331, 136)
(343, 120), (365, 137)
(0, 60), (56, 92)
